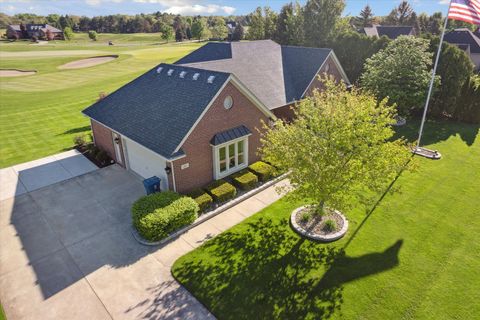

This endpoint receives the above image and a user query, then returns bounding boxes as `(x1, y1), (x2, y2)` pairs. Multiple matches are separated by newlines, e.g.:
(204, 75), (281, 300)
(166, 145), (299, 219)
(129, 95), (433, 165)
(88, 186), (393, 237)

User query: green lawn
(172, 119), (480, 320)
(0, 36), (202, 167)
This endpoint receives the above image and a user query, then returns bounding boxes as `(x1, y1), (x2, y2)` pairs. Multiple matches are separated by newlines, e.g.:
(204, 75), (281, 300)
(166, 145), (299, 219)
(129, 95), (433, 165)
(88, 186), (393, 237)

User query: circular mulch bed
(290, 206), (348, 242)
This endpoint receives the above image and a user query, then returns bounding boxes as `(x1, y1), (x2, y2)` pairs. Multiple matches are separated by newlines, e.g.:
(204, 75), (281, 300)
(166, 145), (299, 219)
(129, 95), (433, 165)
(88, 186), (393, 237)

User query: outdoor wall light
(114, 137), (120, 144)
(165, 166), (172, 175)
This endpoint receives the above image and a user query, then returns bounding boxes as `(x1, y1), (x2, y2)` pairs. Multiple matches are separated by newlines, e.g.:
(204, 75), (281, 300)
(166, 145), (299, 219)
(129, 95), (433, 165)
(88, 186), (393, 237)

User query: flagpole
(416, 0), (452, 149)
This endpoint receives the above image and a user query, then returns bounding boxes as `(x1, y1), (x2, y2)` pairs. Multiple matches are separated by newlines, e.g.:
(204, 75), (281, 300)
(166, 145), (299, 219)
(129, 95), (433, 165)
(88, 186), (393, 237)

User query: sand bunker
(0, 69), (37, 77)
(58, 55), (118, 69)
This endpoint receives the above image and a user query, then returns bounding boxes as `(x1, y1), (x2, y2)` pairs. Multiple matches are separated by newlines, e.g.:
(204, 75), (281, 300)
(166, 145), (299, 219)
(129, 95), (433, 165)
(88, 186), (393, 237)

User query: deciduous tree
(260, 78), (411, 215)
(361, 36), (435, 116)
(303, 0), (345, 47)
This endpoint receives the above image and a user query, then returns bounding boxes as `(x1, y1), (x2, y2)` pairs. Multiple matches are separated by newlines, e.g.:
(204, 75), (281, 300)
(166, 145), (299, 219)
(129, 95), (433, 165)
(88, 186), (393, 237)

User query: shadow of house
(3, 164), (148, 302)
(170, 217), (404, 320)
(317, 240), (403, 290)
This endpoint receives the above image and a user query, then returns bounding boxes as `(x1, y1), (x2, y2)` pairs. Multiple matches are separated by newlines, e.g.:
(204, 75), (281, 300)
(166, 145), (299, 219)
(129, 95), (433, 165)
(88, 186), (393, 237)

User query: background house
(361, 25), (416, 39)
(6, 24), (64, 40)
(444, 28), (480, 71)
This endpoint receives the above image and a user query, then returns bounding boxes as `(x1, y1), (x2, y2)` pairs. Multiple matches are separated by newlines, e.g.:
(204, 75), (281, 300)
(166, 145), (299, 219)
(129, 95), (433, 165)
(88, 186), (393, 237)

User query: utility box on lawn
(143, 176), (161, 195)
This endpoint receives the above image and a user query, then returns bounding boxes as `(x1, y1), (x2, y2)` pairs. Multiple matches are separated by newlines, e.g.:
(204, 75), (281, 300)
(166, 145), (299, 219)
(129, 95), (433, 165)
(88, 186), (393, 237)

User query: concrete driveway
(0, 150), (98, 201)
(0, 164), (213, 320)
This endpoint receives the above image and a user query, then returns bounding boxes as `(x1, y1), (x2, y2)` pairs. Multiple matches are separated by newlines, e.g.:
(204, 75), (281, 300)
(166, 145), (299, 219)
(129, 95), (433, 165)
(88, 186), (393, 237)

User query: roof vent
(167, 69), (174, 76)
(193, 73), (200, 80)
(179, 71), (187, 78)
(207, 75), (215, 84)
(156, 67), (163, 74)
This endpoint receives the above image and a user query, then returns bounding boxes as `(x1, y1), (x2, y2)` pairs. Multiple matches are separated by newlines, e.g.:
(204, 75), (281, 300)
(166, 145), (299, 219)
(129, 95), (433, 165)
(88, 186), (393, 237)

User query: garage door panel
(125, 139), (168, 191)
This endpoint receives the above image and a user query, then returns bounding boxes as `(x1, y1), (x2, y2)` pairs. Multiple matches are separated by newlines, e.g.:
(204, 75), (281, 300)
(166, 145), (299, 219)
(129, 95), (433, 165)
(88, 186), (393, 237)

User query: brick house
(82, 40), (350, 193)
(6, 24), (64, 40)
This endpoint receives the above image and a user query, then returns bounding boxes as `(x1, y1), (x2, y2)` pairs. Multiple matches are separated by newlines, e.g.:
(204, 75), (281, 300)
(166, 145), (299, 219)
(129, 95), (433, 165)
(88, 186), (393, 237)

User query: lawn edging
(131, 172), (289, 246)
(290, 206), (349, 242)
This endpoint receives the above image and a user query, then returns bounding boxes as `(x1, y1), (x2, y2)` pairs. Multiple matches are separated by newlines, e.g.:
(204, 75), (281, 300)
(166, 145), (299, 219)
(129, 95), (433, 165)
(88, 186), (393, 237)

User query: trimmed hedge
(232, 170), (258, 191)
(187, 188), (213, 213)
(132, 191), (199, 241)
(206, 179), (237, 203)
(248, 161), (276, 182)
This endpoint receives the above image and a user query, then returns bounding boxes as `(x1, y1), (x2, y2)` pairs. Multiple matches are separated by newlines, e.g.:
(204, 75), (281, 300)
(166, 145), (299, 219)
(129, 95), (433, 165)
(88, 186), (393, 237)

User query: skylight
(207, 75), (215, 83)
(193, 73), (200, 80)
(179, 71), (187, 78)
(156, 67), (163, 74)
(167, 69), (174, 76)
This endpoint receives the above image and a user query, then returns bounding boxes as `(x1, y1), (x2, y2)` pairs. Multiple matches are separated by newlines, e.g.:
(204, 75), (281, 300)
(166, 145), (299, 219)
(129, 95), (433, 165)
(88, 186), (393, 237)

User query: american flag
(449, 0), (480, 25)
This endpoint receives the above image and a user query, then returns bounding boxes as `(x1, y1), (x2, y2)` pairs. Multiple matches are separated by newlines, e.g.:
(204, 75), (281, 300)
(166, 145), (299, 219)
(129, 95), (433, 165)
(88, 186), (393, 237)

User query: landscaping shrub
(206, 179), (237, 203)
(95, 149), (109, 165)
(323, 219), (337, 232)
(300, 210), (312, 223)
(231, 170), (258, 191)
(248, 161), (276, 182)
(73, 134), (87, 147)
(187, 188), (213, 213)
(132, 191), (199, 241)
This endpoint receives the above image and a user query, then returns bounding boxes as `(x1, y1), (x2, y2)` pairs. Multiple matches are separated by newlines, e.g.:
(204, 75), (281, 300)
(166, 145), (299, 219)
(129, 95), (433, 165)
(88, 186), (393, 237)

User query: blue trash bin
(143, 176), (161, 195)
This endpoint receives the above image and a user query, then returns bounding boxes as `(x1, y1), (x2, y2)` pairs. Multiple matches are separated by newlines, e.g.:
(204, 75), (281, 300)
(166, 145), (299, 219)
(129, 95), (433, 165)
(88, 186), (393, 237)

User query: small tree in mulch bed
(260, 77), (412, 217)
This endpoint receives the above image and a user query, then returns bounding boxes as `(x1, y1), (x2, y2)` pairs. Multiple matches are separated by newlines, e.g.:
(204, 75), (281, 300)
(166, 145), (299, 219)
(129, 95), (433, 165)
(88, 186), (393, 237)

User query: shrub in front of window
(187, 188), (213, 213)
(132, 191), (199, 241)
(231, 170), (258, 191)
(248, 161), (276, 182)
(206, 179), (237, 203)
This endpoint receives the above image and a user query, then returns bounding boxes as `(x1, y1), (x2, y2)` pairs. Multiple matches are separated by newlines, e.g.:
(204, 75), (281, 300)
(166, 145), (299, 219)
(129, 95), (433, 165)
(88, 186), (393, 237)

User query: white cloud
(133, 0), (236, 15)
(85, 0), (123, 6)
(438, 0), (450, 5)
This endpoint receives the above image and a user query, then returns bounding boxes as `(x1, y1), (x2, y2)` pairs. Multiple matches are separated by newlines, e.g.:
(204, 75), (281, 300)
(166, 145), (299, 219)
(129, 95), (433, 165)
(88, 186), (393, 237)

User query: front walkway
(0, 162), (288, 320)
(0, 149), (97, 201)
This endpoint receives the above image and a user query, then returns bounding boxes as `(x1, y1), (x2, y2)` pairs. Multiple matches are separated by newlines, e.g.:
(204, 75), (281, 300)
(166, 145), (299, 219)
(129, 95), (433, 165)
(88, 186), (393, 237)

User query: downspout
(169, 161), (177, 192)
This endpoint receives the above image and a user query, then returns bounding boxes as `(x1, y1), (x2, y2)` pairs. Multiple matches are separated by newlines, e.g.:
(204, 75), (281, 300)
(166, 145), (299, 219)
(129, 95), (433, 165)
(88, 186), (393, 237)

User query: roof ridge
(280, 44), (333, 51)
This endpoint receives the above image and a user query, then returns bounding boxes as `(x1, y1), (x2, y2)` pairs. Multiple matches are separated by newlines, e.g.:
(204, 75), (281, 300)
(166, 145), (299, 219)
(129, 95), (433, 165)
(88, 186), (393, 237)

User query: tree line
(0, 12), (246, 41)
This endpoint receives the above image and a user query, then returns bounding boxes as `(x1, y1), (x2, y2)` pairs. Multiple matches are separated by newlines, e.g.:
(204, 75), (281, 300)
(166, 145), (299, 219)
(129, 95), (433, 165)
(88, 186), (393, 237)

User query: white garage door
(124, 138), (169, 191)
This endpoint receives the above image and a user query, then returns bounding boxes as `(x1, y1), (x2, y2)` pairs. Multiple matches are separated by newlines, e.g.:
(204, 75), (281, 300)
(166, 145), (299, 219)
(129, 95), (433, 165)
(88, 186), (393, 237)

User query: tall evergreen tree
(264, 6), (278, 39)
(275, 3), (293, 44)
(355, 4), (374, 28)
(232, 23), (244, 41)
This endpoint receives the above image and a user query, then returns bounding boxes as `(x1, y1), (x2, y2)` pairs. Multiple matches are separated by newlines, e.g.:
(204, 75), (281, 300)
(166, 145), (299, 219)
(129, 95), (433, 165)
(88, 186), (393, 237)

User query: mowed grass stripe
(0, 41), (203, 167)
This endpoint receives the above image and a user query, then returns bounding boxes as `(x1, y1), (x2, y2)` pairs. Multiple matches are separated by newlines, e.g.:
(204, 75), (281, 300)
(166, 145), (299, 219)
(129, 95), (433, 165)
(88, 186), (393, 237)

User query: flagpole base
(412, 147), (442, 160)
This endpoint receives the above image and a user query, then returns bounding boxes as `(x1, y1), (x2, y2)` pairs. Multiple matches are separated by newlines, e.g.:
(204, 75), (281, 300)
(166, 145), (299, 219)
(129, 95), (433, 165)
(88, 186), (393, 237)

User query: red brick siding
(171, 81), (269, 193)
(273, 55), (344, 121)
(90, 119), (125, 167)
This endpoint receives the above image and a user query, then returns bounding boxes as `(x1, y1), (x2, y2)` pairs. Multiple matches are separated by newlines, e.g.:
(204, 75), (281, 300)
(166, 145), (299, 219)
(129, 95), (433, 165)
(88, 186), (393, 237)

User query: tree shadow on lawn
(171, 218), (403, 320)
(394, 118), (479, 147)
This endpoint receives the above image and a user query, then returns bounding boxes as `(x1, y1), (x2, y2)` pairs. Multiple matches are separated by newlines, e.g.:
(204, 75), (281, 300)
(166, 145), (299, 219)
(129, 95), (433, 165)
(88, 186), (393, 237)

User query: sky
(0, 0), (451, 17)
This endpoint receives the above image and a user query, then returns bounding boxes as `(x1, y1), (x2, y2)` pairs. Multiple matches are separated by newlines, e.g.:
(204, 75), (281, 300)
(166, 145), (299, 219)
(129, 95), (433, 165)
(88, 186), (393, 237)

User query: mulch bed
(75, 145), (114, 168)
(295, 207), (344, 236)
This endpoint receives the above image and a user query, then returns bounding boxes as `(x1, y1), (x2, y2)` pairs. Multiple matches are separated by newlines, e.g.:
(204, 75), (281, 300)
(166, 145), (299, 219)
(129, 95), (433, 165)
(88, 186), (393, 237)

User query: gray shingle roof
(176, 40), (333, 110)
(362, 25), (415, 39)
(210, 125), (251, 145)
(83, 63), (230, 159)
(444, 28), (480, 54)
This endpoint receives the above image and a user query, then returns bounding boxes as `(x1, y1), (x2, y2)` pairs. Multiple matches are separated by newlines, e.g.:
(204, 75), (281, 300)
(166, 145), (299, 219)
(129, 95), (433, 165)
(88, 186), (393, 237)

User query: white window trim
(212, 135), (249, 180)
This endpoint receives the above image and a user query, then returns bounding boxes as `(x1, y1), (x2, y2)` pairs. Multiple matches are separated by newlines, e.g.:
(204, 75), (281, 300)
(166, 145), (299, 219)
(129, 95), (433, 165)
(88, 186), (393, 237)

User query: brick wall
(273, 55), (345, 121)
(171, 81), (269, 193)
(90, 119), (125, 166)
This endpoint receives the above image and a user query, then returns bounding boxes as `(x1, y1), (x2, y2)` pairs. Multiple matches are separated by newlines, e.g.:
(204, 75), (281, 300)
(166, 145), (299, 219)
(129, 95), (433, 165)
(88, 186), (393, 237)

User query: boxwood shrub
(187, 188), (213, 213)
(206, 179), (237, 203)
(231, 170), (258, 191)
(131, 191), (199, 241)
(248, 161), (276, 182)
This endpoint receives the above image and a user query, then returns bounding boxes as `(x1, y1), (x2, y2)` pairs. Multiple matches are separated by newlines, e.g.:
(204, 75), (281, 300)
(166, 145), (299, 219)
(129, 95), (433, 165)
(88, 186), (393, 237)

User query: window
(224, 96), (233, 110)
(213, 137), (248, 179)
